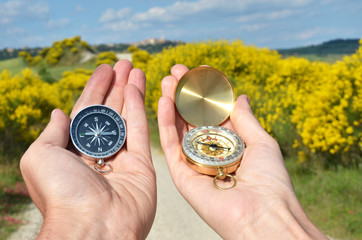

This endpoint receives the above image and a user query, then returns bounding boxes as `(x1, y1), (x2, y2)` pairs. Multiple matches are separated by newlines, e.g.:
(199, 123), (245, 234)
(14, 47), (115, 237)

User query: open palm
(20, 60), (156, 239)
(158, 64), (326, 239)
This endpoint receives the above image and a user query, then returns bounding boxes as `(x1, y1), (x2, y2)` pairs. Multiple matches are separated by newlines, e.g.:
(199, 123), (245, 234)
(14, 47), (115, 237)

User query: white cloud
(6, 27), (25, 35)
(237, 9), (298, 23)
(75, 4), (85, 13)
(0, 0), (49, 25)
(294, 27), (322, 40)
(46, 18), (71, 29)
(0, 17), (11, 25)
(268, 9), (295, 20)
(321, 0), (342, 4)
(28, 1), (48, 16)
(103, 20), (139, 32)
(240, 23), (269, 32)
(17, 35), (45, 46)
(98, 0), (312, 32)
(99, 8), (132, 23)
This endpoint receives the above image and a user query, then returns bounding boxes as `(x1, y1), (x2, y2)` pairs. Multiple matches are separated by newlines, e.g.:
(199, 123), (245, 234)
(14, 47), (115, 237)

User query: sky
(0, 0), (361, 50)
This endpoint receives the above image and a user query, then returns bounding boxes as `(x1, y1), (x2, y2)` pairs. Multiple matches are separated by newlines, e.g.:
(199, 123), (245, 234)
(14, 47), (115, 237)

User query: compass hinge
(217, 167), (226, 180)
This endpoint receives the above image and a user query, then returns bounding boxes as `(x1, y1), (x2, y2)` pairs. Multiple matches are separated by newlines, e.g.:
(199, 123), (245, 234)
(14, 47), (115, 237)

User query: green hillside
(0, 40), (182, 61)
(278, 39), (359, 55)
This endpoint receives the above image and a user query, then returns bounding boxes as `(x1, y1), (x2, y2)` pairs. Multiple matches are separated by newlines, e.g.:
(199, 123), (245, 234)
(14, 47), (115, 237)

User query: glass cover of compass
(70, 105), (126, 159)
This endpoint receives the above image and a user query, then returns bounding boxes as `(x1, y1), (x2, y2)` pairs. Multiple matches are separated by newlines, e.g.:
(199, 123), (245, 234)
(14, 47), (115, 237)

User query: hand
(158, 65), (327, 239)
(20, 60), (156, 239)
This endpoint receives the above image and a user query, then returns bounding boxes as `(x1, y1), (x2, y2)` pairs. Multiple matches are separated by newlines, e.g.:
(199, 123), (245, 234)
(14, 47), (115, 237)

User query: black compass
(70, 105), (126, 160)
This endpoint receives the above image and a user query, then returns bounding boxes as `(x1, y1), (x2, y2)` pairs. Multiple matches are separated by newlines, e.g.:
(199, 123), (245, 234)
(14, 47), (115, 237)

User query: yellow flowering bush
(96, 51), (118, 66)
(0, 68), (92, 148)
(132, 49), (153, 72)
(19, 36), (93, 66)
(0, 69), (59, 144)
(142, 40), (361, 167)
(291, 41), (362, 166)
(18, 51), (36, 66)
(3, 37), (362, 167)
(56, 68), (93, 114)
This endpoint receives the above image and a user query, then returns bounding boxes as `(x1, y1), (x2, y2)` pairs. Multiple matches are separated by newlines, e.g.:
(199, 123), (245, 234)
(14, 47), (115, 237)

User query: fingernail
(51, 109), (57, 120)
(246, 97), (251, 105)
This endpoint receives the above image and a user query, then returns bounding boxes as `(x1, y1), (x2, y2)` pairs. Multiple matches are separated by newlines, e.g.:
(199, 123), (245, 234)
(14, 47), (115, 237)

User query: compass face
(182, 126), (245, 168)
(70, 105), (126, 159)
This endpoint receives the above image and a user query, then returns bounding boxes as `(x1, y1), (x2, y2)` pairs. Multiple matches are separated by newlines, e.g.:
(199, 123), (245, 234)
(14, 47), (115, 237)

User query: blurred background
(0, 0), (361, 239)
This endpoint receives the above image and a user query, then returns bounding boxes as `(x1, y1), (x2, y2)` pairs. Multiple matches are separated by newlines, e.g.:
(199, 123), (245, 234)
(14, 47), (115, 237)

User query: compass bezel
(182, 125), (245, 176)
(70, 105), (126, 159)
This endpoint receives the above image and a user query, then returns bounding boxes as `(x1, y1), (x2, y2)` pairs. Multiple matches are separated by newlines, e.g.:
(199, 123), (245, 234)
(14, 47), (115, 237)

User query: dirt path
(7, 147), (221, 240)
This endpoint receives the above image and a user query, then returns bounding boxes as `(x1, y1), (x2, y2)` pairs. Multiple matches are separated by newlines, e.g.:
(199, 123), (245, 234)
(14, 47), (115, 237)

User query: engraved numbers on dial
(70, 105), (126, 159)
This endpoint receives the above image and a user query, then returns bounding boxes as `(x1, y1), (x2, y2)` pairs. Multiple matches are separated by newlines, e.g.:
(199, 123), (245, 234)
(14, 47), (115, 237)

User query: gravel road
(7, 147), (221, 240)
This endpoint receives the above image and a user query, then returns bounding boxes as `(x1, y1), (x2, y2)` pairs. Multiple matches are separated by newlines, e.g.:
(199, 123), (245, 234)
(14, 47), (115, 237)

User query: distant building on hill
(133, 38), (166, 46)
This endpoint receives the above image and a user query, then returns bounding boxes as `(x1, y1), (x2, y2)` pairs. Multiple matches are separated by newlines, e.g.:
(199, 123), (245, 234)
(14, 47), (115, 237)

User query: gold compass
(175, 66), (245, 189)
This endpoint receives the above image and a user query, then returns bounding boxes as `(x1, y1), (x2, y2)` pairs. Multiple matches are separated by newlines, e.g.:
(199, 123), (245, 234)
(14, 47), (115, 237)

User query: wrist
(38, 208), (140, 240)
(235, 194), (327, 240)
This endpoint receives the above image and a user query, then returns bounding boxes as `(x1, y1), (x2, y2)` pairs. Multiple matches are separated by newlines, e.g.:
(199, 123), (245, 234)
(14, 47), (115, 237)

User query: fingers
(157, 96), (180, 160)
(171, 64), (189, 80)
(36, 109), (70, 148)
(158, 96), (195, 182)
(71, 60), (137, 119)
(159, 64), (192, 163)
(231, 95), (272, 146)
(161, 76), (178, 100)
(71, 64), (114, 118)
(124, 84), (151, 159)
(103, 60), (133, 112)
(161, 64), (188, 99)
(128, 68), (146, 101)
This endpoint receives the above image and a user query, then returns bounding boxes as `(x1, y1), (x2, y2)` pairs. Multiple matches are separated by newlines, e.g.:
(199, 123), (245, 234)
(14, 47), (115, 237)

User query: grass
(0, 58), (27, 73)
(41, 62), (95, 81)
(0, 154), (32, 240)
(0, 57), (96, 82)
(286, 159), (362, 239)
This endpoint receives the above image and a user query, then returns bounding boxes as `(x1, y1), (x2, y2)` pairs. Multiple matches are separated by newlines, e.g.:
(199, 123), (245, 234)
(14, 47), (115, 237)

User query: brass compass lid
(175, 66), (235, 126)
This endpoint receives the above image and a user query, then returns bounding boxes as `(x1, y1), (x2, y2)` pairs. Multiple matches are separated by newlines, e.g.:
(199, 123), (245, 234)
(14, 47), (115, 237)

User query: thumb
(36, 109), (70, 148)
(231, 95), (272, 146)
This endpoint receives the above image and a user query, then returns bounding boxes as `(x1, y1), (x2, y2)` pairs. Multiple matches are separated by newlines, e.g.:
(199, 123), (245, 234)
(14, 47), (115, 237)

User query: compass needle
(89, 126), (96, 132)
(100, 124), (106, 132)
(90, 136), (96, 144)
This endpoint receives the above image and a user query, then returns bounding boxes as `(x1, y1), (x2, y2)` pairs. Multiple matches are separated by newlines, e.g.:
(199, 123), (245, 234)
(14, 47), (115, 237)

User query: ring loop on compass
(213, 168), (237, 190)
(94, 158), (112, 174)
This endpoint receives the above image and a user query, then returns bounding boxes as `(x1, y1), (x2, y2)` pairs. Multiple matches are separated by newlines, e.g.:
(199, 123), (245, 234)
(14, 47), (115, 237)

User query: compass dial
(194, 134), (235, 158)
(70, 105), (126, 159)
(182, 126), (245, 171)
